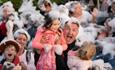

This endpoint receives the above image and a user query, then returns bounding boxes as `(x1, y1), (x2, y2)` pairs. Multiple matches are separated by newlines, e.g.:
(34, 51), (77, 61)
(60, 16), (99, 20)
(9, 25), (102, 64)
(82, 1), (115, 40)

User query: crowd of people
(0, 0), (115, 70)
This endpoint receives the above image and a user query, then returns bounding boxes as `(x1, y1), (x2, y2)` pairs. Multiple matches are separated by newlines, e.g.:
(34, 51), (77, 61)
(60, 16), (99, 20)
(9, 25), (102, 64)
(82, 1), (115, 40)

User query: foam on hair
(78, 41), (96, 60)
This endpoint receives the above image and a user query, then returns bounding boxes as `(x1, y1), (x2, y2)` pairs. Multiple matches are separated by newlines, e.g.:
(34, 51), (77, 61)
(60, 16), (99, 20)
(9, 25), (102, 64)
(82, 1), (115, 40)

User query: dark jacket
(56, 40), (79, 70)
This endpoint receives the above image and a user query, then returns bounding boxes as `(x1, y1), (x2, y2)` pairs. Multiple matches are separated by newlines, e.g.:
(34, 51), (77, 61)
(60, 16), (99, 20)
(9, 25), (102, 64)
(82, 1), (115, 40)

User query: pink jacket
(32, 28), (67, 50)
(32, 28), (67, 70)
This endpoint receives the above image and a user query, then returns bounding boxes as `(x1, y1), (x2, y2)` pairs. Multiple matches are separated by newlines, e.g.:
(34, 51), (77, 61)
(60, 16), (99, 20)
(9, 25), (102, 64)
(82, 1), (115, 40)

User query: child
(32, 11), (67, 70)
(0, 40), (21, 70)
(67, 41), (96, 70)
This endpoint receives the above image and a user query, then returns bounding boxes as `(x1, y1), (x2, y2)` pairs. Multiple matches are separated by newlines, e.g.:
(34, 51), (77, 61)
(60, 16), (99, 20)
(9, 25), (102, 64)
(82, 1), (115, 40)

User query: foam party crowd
(0, 0), (115, 70)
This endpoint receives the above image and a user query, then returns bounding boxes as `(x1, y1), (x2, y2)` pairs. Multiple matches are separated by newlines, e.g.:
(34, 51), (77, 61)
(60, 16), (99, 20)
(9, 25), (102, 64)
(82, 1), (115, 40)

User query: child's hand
(44, 44), (52, 53)
(20, 62), (27, 70)
(41, 34), (52, 44)
(55, 36), (61, 44)
(54, 45), (63, 55)
(91, 8), (98, 18)
(13, 64), (22, 70)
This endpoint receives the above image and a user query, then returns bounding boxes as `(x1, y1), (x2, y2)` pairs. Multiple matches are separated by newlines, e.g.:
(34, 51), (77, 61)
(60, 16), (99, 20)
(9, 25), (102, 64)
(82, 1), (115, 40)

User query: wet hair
(43, 14), (60, 29)
(69, 2), (80, 16)
(14, 33), (27, 40)
(44, 0), (51, 7)
(65, 20), (80, 28)
(14, 29), (30, 41)
(42, 14), (62, 35)
(78, 41), (96, 60)
(43, 14), (53, 29)
(72, 22), (79, 27)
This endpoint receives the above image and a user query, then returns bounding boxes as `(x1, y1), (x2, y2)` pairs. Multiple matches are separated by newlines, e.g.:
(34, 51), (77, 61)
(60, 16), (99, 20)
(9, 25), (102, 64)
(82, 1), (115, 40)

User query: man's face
(63, 23), (79, 44)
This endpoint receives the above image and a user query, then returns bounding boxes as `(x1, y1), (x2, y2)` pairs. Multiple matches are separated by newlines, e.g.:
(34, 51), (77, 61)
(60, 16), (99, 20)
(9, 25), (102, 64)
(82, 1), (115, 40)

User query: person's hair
(78, 41), (96, 60)
(65, 20), (80, 28)
(43, 14), (61, 30)
(43, 15), (53, 29)
(112, 1), (115, 6)
(69, 2), (80, 16)
(14, 33), (28, 41)
(44, 1), (51, 7)
(14, 29), (30, 41)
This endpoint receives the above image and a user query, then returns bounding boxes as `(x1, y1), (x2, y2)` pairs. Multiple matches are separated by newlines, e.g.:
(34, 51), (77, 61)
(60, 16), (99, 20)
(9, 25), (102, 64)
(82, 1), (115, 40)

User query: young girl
(0, 40), (21, 70)
(32, 11), (67, 70)
(67, 41), (96, 70)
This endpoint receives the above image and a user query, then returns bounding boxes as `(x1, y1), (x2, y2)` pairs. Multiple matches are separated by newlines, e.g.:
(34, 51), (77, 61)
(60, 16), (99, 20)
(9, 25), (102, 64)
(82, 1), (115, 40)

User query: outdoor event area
(0, 0), (115, 70)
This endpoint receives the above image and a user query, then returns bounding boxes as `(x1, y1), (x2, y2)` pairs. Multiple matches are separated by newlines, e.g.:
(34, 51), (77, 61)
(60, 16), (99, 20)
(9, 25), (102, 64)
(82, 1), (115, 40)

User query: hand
(55, 34), (61, 44)
(44, 44), (52, 53)
(13, 64), (22, 70)
(91, 8), (98, 18)
(54, 45), (63, 55)
(20, 62), (27, 70)
(41, 34), (51, 44)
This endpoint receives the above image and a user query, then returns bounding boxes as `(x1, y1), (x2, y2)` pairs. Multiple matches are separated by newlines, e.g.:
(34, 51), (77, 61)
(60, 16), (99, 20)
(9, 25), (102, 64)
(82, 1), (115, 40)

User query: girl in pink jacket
(32, 11), (67, 70)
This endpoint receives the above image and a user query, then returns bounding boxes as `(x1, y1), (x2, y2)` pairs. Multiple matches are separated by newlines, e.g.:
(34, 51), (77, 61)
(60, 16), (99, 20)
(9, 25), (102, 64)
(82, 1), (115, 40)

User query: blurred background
(0, 0), (101, 11)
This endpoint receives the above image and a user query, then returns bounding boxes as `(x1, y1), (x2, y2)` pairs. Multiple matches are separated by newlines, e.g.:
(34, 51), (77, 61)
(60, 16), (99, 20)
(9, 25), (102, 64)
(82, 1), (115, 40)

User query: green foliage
(0, 0), (3, 4)
(51, 0), (68, 4)
(11, 0), (23, 11)
(0, 0), (68, 11)
(0, 0), (22, 11)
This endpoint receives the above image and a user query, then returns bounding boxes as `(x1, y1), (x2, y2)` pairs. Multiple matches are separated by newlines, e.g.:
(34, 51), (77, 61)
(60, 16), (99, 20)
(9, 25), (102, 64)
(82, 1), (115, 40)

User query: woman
(0, 1), (15, 42)
(14, 29), (36, 70)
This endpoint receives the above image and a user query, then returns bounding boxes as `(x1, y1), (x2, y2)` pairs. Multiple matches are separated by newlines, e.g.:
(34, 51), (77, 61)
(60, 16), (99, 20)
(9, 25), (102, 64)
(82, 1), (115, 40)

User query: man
(63, 17), (80, 64)
(56, 17), (80, 70)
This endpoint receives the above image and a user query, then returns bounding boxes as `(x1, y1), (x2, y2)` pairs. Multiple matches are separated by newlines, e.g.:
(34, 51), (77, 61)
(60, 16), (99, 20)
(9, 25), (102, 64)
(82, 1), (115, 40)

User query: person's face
(4, 46), (17, 62)
(50, 19), (60, 32)
(112, 4), (115, 13)
(3, 7), (12, 18)
(40, 2), (51, 13)
(45, 3), (52, 12)
(15, 34), (27, 49)
(63, 23), (79, 44)
(73, 3), (82, 16)
(97, 32), (107, 40)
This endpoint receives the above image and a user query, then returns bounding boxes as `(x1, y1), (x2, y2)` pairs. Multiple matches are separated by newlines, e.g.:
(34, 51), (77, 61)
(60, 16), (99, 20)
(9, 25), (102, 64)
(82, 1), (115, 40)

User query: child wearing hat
(0, 40), (21, 70)
(67, 41), (96, 70)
